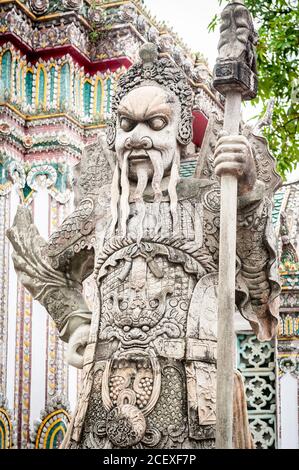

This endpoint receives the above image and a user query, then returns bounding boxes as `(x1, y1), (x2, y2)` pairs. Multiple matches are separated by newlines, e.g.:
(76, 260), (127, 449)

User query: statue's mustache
(122, 140), (170, 161)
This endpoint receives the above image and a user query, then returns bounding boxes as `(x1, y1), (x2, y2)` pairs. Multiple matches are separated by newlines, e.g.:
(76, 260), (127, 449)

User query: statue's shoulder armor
(47, 183), (112, 271)
(47, 197), (96, 270)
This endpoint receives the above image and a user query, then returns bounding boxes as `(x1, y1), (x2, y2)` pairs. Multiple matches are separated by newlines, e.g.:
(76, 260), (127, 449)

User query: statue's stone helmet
(106, 43), (194, 150)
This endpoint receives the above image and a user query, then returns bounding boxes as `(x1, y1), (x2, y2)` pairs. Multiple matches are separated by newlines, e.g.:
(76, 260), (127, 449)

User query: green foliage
(209, 0), (299, 178)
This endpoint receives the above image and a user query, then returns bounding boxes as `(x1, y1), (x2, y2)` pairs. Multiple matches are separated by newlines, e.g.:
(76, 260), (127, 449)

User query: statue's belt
(90, 337), (217, 364)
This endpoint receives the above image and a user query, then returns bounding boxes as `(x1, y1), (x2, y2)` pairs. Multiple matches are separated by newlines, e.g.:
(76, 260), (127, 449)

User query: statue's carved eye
(148, 116), (167, 131)
(120, 117), (136, 132)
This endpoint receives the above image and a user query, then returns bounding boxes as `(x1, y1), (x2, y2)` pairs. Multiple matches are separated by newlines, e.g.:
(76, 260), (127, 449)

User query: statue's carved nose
(125, 135), (153, 151)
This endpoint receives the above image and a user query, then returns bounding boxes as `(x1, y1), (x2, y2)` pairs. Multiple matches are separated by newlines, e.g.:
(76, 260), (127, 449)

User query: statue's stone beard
(108, 148), (180, 242)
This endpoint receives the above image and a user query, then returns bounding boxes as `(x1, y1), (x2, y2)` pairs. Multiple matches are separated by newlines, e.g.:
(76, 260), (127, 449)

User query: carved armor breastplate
(99, 254), (196, 347)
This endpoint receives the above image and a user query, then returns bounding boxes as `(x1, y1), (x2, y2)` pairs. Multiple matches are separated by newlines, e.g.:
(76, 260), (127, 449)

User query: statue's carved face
(115, 85), (180, 181)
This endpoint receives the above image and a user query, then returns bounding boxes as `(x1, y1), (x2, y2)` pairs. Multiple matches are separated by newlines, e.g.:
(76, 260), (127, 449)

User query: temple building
(0, 0), (297, 449)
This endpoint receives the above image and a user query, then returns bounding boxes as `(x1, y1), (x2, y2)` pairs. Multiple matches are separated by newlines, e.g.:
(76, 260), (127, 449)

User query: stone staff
(213, 0), (258, 449)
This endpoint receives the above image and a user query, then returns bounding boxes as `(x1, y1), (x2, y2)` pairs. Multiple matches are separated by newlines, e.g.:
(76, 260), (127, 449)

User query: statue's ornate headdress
(106, 43), (194, 149)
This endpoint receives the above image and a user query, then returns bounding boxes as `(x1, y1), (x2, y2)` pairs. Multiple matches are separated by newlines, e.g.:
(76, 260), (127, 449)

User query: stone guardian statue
(7, 42), (280, 449)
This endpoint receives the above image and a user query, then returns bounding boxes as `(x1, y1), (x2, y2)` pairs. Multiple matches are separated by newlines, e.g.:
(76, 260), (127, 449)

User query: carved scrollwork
(73, 139), (113, 203)
(246, 130), (282, 196)
(203, 188), (221, 213)
(279, 356), (299, 377)
(48, 198), (95, 268)
(141, 427), (162, 447)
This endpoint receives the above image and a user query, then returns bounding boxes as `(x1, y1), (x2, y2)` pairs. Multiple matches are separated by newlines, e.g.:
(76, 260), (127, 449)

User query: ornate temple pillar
(6, 187), (18, 411)
(0, 190), (15, 448)
(14, 281), (32, 448)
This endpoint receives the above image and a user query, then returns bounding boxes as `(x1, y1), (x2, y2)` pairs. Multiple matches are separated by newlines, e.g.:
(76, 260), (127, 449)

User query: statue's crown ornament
(106, 43), (194, 149)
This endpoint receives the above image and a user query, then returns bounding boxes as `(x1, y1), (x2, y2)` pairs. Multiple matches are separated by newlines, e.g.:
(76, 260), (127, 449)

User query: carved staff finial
(212, 2), (258, 449)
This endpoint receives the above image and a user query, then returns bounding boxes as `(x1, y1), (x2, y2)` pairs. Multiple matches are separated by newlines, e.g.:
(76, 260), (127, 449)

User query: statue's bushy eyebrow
(118, 103), (131, 116)
(118, 93), (173, 121)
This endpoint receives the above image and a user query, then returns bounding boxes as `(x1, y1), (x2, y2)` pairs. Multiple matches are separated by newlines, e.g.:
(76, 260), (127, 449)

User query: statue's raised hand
(66, 323), (91, 369)
(214, 133), (257, 196)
